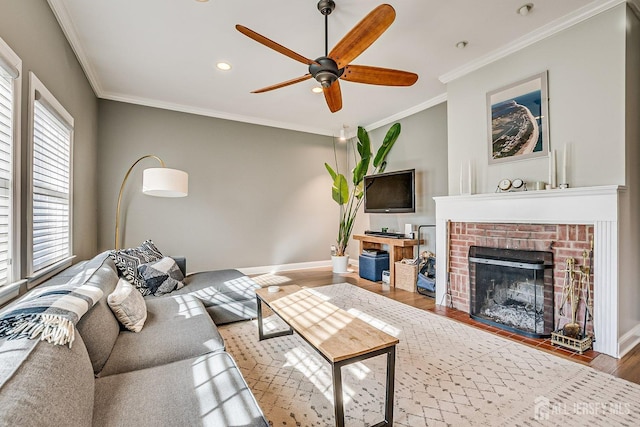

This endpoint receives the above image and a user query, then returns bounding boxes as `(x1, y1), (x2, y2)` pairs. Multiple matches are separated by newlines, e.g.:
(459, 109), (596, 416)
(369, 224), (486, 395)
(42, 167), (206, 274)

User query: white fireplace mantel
(434, 185), (626, 358)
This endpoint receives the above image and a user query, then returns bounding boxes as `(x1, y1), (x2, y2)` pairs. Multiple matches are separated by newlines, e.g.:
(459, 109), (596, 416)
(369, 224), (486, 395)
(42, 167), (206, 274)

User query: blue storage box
(359, 252), (390, 282)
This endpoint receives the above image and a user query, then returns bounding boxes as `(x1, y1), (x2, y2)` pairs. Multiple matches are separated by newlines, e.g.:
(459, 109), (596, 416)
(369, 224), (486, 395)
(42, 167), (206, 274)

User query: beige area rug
(218, 283), (640, 426)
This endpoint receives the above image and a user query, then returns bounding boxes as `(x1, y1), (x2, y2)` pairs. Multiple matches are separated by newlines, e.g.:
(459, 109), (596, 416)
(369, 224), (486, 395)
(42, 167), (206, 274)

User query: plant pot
(331, 255), (349, 273)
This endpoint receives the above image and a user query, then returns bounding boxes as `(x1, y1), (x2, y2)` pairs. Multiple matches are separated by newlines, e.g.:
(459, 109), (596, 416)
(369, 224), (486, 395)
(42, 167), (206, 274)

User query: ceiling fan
(236, 1), (418, 113)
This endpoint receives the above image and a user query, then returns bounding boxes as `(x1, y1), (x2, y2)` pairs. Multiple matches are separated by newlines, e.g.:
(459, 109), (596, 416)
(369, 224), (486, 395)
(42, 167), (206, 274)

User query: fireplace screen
(469, 246), (554, 338)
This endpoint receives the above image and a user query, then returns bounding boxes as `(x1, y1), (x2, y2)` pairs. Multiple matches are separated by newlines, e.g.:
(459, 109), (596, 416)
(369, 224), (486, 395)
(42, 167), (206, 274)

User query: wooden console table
(353, 234), (420, 287)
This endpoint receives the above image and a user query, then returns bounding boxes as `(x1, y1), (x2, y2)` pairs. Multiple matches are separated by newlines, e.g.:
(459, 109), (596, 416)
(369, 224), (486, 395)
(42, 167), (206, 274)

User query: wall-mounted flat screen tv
(364, 169), (415, 213)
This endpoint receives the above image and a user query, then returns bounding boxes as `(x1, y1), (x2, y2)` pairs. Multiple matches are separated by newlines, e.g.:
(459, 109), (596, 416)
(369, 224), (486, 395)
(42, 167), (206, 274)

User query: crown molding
(364, 92), (447, 131)
(47, 0), (104, 96)
(101, 91), (335, 136)
(103, 90), (449, 137)
(439, 0), (627, 84)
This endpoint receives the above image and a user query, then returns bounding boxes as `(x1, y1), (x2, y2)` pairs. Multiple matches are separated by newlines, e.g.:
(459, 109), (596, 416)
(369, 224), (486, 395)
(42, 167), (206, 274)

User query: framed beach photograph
(487, 71), (549, 164)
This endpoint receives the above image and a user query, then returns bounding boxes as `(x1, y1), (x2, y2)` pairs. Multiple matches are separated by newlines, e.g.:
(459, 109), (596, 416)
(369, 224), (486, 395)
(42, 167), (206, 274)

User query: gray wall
(0, 0), (99, 272)
(447, 5), (626, 194)
(621, 5), (640, 339)
(348, 102), (449, 260)
(97, 100), (340, 273)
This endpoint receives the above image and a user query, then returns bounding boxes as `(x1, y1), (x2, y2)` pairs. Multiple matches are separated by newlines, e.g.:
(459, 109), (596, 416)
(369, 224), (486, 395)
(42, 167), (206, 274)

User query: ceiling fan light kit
(236, 1), (418, 113)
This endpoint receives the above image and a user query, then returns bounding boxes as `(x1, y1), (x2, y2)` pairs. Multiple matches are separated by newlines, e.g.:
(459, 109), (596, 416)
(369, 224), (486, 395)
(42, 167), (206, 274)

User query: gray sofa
(0, 251), (268, 427)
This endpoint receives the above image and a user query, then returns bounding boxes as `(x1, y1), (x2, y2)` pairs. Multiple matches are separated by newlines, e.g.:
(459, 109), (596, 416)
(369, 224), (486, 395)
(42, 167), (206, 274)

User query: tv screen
(364, 169), (415, 213)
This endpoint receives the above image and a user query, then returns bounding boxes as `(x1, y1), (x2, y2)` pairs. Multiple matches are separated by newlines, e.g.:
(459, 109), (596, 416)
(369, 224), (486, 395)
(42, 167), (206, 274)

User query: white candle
(551, 150), (557, 188)
(459, 161), (464, 194)
(562, 144), (568, 184)
(467, 160), (472, 195)
(548, 152), (553, 186)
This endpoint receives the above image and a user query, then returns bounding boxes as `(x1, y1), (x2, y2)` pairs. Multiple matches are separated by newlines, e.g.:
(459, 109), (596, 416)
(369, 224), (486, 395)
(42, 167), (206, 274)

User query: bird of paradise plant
(325, 123), (401, 257)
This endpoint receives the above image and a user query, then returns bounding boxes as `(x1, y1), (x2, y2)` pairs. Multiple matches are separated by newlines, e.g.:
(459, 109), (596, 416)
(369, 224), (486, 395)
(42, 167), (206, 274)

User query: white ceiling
(47, 0), (624, 136)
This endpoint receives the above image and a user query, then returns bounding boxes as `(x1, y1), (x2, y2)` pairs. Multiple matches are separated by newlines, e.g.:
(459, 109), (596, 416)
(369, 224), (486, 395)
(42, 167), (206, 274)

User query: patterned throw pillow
(137, 257), (185, 296)
(107, 278), (147, 332)
(109, 240), (164, 296)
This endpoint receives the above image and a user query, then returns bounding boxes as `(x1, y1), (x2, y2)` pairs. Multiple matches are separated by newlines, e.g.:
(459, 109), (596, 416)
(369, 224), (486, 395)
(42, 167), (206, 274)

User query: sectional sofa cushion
(94, 352), (269, 427)
(72, 252), (122, 375)
(137, 256), (185, 296)
(171, 269), (261, 324)
(98, 294), (225, 377)
(0, 332), (94, 427)
(107, 278), (148, 332)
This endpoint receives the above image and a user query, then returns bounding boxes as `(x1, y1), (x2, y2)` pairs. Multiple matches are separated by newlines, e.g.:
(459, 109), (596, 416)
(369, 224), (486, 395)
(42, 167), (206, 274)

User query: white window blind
(31, 96), (72, 274)
(0, 67), (14, 286)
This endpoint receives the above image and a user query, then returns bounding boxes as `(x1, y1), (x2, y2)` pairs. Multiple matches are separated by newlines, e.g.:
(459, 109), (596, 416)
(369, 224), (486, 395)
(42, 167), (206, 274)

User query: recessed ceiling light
(456, 41), (468, 49)
(216, 62), (232, 71)
(195, 0), (209, 3)
(311, 86), (323, 94)
(517, 3), (533, 16)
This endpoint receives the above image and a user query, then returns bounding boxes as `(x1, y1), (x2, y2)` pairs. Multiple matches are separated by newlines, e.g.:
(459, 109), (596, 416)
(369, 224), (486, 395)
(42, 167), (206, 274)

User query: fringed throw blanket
(0, 283), (103, 347)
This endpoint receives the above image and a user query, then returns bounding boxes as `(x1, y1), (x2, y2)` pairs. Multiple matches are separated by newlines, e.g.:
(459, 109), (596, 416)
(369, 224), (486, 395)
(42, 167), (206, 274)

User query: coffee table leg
(331, 347), (395, 427)
(256, 295), (265, 340)
(384, 346), (396, 426)
(256, 295), (294, 341)
(332, 363), (344, 427)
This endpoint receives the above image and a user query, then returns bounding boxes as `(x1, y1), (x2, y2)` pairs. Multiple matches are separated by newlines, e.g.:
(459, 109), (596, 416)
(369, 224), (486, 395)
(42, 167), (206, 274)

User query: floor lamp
(115, 155), (188, 249)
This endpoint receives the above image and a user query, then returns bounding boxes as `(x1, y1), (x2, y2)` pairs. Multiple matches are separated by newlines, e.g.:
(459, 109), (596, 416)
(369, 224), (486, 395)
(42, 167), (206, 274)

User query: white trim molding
(365, 93), (448, 132)
(237, 259), (360, 278)
(46, 0), (104, 96)
(235, 260), (332, 276)
(434, 185), (625, 358)
(619, 323), (640, 358)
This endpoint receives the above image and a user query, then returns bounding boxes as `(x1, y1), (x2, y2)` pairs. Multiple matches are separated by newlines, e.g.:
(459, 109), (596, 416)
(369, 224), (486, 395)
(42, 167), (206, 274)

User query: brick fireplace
(434, 185), (625, 358)
(449, 222), (593, 337)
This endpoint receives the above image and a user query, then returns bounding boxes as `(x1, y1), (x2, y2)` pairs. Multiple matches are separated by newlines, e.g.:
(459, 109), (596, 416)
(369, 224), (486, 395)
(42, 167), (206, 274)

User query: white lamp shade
(142, 167), (188, 197)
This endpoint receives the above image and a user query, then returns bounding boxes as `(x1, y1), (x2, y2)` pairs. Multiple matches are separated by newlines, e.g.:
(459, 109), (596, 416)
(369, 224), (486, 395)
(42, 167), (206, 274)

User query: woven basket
(395, 262), (417, 292)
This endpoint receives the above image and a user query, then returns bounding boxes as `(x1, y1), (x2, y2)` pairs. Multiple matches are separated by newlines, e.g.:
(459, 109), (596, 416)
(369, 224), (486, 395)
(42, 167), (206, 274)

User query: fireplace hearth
(469, 246), (554, 338)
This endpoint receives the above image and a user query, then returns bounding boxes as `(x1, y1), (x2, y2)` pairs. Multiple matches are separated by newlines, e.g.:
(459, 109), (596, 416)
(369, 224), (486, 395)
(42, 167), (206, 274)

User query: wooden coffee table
(255, 285), (399, 427)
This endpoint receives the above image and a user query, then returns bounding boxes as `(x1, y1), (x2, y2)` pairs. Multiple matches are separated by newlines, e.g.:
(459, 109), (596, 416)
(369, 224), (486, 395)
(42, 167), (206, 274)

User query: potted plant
(325, 123), (401, 273)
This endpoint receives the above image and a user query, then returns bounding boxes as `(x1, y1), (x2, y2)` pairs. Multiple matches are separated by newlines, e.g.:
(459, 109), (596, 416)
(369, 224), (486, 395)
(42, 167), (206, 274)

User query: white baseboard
(236, 258), (360, 276)
(237, 260), (332, 276)
(618, 323), (640, 358)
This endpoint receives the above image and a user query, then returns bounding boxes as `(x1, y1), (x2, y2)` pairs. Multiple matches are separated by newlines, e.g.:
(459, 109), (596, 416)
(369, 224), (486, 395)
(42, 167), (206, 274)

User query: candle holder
(559, 183), (569, 189)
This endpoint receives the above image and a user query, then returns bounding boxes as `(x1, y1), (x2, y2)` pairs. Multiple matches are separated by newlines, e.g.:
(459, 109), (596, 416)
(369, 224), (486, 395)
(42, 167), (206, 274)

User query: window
(0, 37), (21, 291)
(28, 73), (73, 279)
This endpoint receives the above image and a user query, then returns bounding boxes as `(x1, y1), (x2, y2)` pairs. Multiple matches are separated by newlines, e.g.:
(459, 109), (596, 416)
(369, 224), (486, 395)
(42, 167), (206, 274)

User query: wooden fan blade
(236, 25), (314, 66)
(329, 4), (395, 69)
(341, 65), (418, 86)
(251, 74), (312, 93)
(323, 80), (342, 113)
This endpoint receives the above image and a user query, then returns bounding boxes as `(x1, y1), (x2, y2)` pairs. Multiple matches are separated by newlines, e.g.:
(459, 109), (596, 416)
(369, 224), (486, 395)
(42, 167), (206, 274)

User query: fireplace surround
(434, 185), (627, 358)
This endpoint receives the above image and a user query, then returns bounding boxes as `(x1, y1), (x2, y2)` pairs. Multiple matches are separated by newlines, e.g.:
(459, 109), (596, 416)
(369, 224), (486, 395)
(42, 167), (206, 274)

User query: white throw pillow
(107, 278), (147, 332)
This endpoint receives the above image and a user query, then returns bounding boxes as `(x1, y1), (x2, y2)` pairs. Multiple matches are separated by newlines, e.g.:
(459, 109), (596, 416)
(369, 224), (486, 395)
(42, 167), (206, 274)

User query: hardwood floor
(250, 265), (640, 386)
